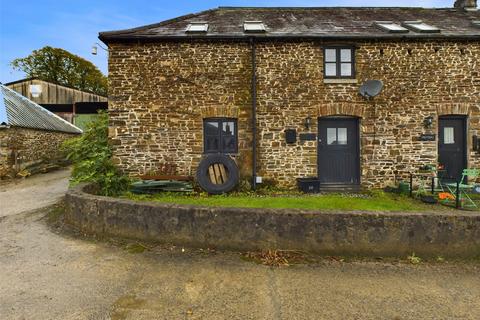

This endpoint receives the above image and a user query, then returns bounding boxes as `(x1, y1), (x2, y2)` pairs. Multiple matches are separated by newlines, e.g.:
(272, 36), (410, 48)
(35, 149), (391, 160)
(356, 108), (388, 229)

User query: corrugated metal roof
(99, 7), (480, 42)
(0, 84), (83, 134)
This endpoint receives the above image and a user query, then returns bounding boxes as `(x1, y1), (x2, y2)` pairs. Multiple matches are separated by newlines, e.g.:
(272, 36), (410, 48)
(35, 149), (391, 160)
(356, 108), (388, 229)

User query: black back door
(438, 116), (467, 181)
(318, 117), (360, 184)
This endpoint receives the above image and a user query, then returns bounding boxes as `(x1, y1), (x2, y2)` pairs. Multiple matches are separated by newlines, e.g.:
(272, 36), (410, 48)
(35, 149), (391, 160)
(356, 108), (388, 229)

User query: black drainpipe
(250, 37), (257, 191)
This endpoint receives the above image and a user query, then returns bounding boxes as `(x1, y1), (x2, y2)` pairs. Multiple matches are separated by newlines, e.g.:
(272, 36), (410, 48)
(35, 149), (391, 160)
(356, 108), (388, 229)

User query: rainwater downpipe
(250, 37), (257, 191)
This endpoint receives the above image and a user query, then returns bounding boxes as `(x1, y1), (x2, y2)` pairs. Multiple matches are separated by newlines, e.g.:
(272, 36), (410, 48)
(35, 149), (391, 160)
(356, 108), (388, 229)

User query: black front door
(438, 116), (467, 181)
(318, 117), (360, 184)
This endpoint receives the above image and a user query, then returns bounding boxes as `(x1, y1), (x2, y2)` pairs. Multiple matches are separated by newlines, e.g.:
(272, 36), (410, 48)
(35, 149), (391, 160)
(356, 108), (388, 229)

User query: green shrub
(62, 111), (129, 196)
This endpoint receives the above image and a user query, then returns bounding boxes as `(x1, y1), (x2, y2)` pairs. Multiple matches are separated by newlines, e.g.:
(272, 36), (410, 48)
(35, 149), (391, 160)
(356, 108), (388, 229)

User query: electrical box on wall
(285, 129), (297, 144)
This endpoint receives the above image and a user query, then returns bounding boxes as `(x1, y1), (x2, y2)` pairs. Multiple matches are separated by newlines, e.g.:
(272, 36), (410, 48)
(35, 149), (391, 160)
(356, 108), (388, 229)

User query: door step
(319, 184), (361, 193)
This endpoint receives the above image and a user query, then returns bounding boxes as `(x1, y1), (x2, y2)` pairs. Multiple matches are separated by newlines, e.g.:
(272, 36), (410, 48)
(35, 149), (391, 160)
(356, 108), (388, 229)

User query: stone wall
(108, 40), (480, 188)
(108, 41), (253, 178)
(0, 127), (76, 177)
(65, 184), (480, 258)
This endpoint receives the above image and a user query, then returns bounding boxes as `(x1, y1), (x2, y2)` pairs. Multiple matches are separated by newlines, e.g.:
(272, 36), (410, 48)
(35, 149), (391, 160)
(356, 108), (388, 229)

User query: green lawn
(124, 191), (451, 212)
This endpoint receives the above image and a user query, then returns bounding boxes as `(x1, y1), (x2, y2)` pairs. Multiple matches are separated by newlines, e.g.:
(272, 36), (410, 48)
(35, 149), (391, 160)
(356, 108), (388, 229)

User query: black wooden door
(438, 116), (467, 181)
(318, 117), (360, 184)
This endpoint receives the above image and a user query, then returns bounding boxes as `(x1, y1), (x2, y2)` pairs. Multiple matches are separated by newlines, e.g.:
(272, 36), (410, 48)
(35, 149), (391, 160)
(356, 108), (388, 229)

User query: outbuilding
(5, 78), (107, 131)
(0, 84), (82, 178)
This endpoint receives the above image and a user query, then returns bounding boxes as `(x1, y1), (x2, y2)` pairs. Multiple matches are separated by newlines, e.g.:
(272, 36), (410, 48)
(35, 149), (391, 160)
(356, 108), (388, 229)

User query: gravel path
(0, 168), (71, 217)
(0, 170), (479, 319)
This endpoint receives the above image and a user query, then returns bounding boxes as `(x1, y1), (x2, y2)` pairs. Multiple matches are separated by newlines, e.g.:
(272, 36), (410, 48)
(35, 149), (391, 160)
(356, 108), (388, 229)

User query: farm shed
(5, 78), (107, 130)
(0, 84), (82, 178)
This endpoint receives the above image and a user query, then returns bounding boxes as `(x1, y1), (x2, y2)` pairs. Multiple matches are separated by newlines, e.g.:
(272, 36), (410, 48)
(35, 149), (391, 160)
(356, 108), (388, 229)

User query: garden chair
(444, 169), (480, 209)
(413, 167), (444, 198)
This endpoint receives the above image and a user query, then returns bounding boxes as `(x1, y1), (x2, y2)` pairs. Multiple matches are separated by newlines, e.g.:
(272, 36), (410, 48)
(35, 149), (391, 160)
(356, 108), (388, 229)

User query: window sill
(323, 78), (358, 84)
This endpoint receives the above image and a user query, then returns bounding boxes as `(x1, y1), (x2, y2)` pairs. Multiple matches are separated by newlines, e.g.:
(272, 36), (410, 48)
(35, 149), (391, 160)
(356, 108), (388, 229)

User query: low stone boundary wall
(65, 184), (480, 258)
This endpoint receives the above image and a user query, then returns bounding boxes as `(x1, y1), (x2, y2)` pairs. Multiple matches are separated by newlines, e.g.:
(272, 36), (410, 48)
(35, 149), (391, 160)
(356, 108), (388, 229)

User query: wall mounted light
(473, 135), (479, 152)
(423, 116), (433, 128)
(91, 42), (108, 55)
(304, 116), (312, 130)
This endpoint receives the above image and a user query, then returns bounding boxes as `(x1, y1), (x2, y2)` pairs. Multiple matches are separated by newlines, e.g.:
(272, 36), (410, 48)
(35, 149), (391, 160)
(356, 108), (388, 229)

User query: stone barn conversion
(100, 2), (480, 191)
(0, 84), (82, 178)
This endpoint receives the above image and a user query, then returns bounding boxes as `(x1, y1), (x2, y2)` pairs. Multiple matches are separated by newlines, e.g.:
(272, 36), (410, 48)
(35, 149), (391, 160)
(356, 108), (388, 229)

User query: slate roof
(100, 7), (480, 43)
(0, 84), (83, 134)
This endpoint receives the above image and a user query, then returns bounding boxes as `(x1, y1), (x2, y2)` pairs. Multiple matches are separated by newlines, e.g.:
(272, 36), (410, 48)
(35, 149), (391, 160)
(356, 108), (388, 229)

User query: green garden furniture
(413, 167), (445, 198)
(444, 169), (480, 209)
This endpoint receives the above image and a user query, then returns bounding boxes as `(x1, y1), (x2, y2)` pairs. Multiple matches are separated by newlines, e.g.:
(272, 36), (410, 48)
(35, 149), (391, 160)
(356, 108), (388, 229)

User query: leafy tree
(62, 112), (129, 196)
(11, 46), (107, 96)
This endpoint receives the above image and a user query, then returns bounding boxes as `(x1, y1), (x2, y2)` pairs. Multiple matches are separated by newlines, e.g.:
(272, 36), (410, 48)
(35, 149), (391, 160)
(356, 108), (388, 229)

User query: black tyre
(196, 154), (239, 194)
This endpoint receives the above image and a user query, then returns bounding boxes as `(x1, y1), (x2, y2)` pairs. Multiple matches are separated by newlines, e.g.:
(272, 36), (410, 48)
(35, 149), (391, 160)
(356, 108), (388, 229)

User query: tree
(11, 46), (107, 96)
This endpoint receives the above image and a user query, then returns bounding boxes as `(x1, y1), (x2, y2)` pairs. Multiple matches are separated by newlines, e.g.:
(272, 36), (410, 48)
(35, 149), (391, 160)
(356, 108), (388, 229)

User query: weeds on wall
(62, 111), (129, 196)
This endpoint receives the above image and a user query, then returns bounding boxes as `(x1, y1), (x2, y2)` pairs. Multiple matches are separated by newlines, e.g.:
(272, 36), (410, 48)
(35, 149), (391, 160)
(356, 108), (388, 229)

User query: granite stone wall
(0, 127), (76, 177)
(108, 40), (480, 188)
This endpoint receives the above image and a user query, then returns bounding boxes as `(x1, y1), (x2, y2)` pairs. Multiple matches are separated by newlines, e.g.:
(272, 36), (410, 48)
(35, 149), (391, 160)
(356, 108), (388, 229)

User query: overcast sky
(0, 0), (454, 83)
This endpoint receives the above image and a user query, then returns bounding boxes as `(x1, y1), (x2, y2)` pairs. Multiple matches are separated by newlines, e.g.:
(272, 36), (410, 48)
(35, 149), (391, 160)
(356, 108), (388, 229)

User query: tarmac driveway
(0, 170), (479, 319)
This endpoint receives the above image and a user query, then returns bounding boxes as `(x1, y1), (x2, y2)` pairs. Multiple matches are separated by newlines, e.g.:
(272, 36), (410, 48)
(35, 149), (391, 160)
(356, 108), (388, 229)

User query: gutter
(250, 37), (257, 191)
(99, 33), (480, 44)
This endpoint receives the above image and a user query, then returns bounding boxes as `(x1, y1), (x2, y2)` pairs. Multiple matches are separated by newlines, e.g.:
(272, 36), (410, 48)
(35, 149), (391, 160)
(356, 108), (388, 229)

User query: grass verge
(123, 191), (451, 212)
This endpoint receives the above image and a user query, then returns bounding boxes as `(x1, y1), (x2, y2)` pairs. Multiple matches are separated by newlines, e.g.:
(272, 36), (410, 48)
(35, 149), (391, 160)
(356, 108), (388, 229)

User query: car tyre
(196, 154), (239, 194)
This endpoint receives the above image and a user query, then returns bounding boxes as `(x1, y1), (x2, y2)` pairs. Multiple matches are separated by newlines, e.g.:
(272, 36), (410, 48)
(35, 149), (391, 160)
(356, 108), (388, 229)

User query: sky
(0, 0), (453, 83)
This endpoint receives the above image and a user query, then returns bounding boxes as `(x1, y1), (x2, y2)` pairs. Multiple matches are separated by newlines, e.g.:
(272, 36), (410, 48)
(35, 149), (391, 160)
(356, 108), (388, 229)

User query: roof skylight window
(472, 21), (480, 28)
(186, 22), (209, 33)
(402, 21), (440, 33)
(243, 21), (266, 33)
(374, 21), (409, 33)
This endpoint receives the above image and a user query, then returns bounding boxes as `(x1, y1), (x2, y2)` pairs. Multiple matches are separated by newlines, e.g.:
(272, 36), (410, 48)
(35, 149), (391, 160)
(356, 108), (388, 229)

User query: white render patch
(374, 21), (409, 33)
(186, 22), (209, 33)
(402, 21), (440, 33)
(29, 84), (42, 98)
(243, 21), (266, 32)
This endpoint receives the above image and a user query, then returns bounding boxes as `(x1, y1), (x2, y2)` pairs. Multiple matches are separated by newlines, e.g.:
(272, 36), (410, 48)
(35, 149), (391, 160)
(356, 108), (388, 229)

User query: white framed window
(374, 21), (409, 33)
(402, 21), (440, 33)
(186, 22), (209, 33)
(243, 21), (266, 33)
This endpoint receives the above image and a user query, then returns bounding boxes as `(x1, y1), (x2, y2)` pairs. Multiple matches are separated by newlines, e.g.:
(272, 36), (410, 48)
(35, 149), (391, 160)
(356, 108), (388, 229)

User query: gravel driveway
(0, 170), (479, 319)
(0, 168), (71, 217)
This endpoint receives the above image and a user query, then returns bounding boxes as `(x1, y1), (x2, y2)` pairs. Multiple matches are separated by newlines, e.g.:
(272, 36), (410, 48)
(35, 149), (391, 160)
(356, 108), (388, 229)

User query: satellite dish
(359, 80), (383, 99)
